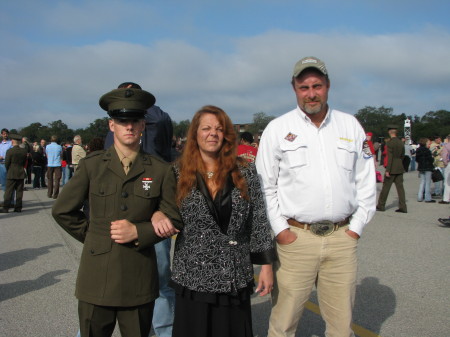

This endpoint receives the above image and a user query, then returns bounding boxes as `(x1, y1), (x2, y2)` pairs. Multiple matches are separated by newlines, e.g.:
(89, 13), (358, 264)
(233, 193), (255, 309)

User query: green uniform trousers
(78, 300), (154, 337)
(377, 173), (407, 212)
(3, 178), (24, 211)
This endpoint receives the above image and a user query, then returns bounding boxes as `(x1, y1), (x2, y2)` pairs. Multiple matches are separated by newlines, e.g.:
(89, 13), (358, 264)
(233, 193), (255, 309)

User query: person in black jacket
(31, 144), (46, 189)
(62, 141), (73, 185)
(415, 137), (435, 203)
(22, 137), (33, 184)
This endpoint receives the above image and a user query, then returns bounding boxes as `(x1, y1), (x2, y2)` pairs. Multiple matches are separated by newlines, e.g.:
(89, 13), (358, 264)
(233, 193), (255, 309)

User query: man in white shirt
(256, 56), (376, 337)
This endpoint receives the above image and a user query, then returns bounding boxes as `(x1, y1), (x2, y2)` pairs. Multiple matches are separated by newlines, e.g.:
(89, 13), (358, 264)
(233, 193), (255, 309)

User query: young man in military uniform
(376, 125), (407, 213)
(52, 87), (182, 337)
(0, 134), (27, 213)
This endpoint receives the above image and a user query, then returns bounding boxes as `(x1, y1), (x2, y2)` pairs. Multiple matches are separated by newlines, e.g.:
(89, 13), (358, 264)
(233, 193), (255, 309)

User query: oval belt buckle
(310, 221), (335, 236)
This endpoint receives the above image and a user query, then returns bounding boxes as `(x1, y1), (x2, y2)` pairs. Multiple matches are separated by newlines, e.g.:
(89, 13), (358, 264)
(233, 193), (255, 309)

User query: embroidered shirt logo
(285, 132), (298, 142)
(339, 137), (354, 143)
(142, 177), (153, 191)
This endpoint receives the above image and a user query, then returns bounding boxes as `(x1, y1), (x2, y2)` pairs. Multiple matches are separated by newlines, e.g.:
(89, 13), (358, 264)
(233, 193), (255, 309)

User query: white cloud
(1, 27), (449, 131)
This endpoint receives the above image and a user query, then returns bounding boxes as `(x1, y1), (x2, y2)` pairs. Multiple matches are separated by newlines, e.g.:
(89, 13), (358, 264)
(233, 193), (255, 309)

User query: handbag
(432, 169), (444, 182)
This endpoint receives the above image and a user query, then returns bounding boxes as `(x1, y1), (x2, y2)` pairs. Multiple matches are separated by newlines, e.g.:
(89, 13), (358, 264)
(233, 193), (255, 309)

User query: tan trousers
(268, 225), (357, 337)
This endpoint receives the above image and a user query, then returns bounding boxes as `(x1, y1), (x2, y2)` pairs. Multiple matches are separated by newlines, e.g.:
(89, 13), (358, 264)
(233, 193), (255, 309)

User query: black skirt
(171, 281), (255, 337)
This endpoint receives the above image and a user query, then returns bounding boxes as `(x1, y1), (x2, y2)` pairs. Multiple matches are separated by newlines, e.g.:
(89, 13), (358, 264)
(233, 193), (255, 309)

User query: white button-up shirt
(255, 107), (376, 236)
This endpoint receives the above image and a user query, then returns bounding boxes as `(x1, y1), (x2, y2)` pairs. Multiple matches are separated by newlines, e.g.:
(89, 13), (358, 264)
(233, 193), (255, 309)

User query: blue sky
(1, 0), (450, 130)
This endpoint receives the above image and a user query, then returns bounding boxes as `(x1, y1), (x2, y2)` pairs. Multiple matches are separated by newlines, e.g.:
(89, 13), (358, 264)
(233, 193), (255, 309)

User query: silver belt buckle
(310, 221), (335, 237)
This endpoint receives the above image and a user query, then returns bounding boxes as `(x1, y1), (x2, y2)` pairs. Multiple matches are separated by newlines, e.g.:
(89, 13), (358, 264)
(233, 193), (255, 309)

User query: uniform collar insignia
(285, 132), (297, 142)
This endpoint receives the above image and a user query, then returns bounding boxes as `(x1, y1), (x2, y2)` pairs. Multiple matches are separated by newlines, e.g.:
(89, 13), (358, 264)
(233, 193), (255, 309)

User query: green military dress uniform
(52, 146), (181, 336)
(377, 135), (407, 212)
(52, 146), (181, 305)
(52, 87), (182, 337)
(2, 135), (27, 212)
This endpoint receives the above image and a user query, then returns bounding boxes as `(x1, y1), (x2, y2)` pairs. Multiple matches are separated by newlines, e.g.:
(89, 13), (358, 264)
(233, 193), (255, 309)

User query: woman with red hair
(165, 105), (276, 337)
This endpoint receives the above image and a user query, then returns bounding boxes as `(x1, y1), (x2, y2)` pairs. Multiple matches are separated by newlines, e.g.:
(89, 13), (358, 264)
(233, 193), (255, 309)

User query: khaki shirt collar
(114, 144), (139, 173)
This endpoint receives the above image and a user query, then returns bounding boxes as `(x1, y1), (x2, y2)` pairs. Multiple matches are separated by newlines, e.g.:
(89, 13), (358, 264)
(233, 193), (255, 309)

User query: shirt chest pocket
(90, 183), (117, 218)
(280, 142), (308, 168)
(134, 181), (161, 199)
(133, 180), (161, 213)
(337, 141), (357, 171)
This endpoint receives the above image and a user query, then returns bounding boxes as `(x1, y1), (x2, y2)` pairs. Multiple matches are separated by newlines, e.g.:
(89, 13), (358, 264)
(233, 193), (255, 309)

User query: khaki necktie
(122, 157), (131, 175)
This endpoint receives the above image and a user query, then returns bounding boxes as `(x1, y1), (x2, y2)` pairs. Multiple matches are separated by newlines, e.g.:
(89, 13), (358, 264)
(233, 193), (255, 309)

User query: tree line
(354, 107), (450, 143)
(10, 107), (450, 145)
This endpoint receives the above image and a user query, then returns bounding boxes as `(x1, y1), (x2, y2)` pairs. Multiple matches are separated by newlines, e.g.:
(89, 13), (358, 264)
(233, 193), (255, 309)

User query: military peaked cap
(9, 133), (22, 141)
(99, 88), (156, 120)
(387, 124), (399, 130)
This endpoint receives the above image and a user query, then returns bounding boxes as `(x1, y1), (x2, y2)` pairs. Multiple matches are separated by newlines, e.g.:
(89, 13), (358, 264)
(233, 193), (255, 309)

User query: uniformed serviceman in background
(376, 124), (407, 213)
(0, 134), (27, 213)
(52, 87), (182, 337)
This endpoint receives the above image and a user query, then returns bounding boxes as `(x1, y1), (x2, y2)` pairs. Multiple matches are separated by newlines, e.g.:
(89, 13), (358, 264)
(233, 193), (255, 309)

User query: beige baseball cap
(293, 56), (328, 78)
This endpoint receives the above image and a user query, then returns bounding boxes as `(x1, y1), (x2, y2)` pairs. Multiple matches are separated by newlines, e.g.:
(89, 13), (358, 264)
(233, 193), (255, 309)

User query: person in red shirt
(366, 132), (375, 155)
(237, 132), (258, 162)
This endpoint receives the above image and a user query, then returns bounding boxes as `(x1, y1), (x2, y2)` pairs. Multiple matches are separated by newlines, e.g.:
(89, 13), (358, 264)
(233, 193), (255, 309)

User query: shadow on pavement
(0, 243), (63, 272)
(0, 200), (55, 218)
(251, 297), (270, 337)
(0, 269), (70, 302)
(353, 277), (396, 335)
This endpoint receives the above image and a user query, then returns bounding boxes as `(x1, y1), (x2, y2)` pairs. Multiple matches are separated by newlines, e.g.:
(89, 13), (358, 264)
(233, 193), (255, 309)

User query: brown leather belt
(287, 217), (350, 236)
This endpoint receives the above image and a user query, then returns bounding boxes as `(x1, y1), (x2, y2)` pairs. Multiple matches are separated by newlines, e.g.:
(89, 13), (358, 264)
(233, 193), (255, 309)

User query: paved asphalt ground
(0, 168), (449, 337)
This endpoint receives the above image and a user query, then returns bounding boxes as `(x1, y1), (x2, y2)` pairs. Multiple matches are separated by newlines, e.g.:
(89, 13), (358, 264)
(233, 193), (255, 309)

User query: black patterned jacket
(171, 163), (276, 294)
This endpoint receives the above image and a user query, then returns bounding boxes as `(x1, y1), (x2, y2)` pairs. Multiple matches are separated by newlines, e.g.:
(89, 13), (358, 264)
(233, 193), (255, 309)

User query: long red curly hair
(176, 105), (249, 205)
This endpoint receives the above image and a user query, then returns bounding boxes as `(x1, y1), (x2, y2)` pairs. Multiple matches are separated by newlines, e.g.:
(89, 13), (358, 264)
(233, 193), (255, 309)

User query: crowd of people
(370, 131), (450, 209)
(1, 56), (449, 337)
(0, 128), (107, 213)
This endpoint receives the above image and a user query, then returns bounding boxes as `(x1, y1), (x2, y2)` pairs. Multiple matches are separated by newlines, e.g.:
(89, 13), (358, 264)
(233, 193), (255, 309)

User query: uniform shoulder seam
(85, 150), (105, 159)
